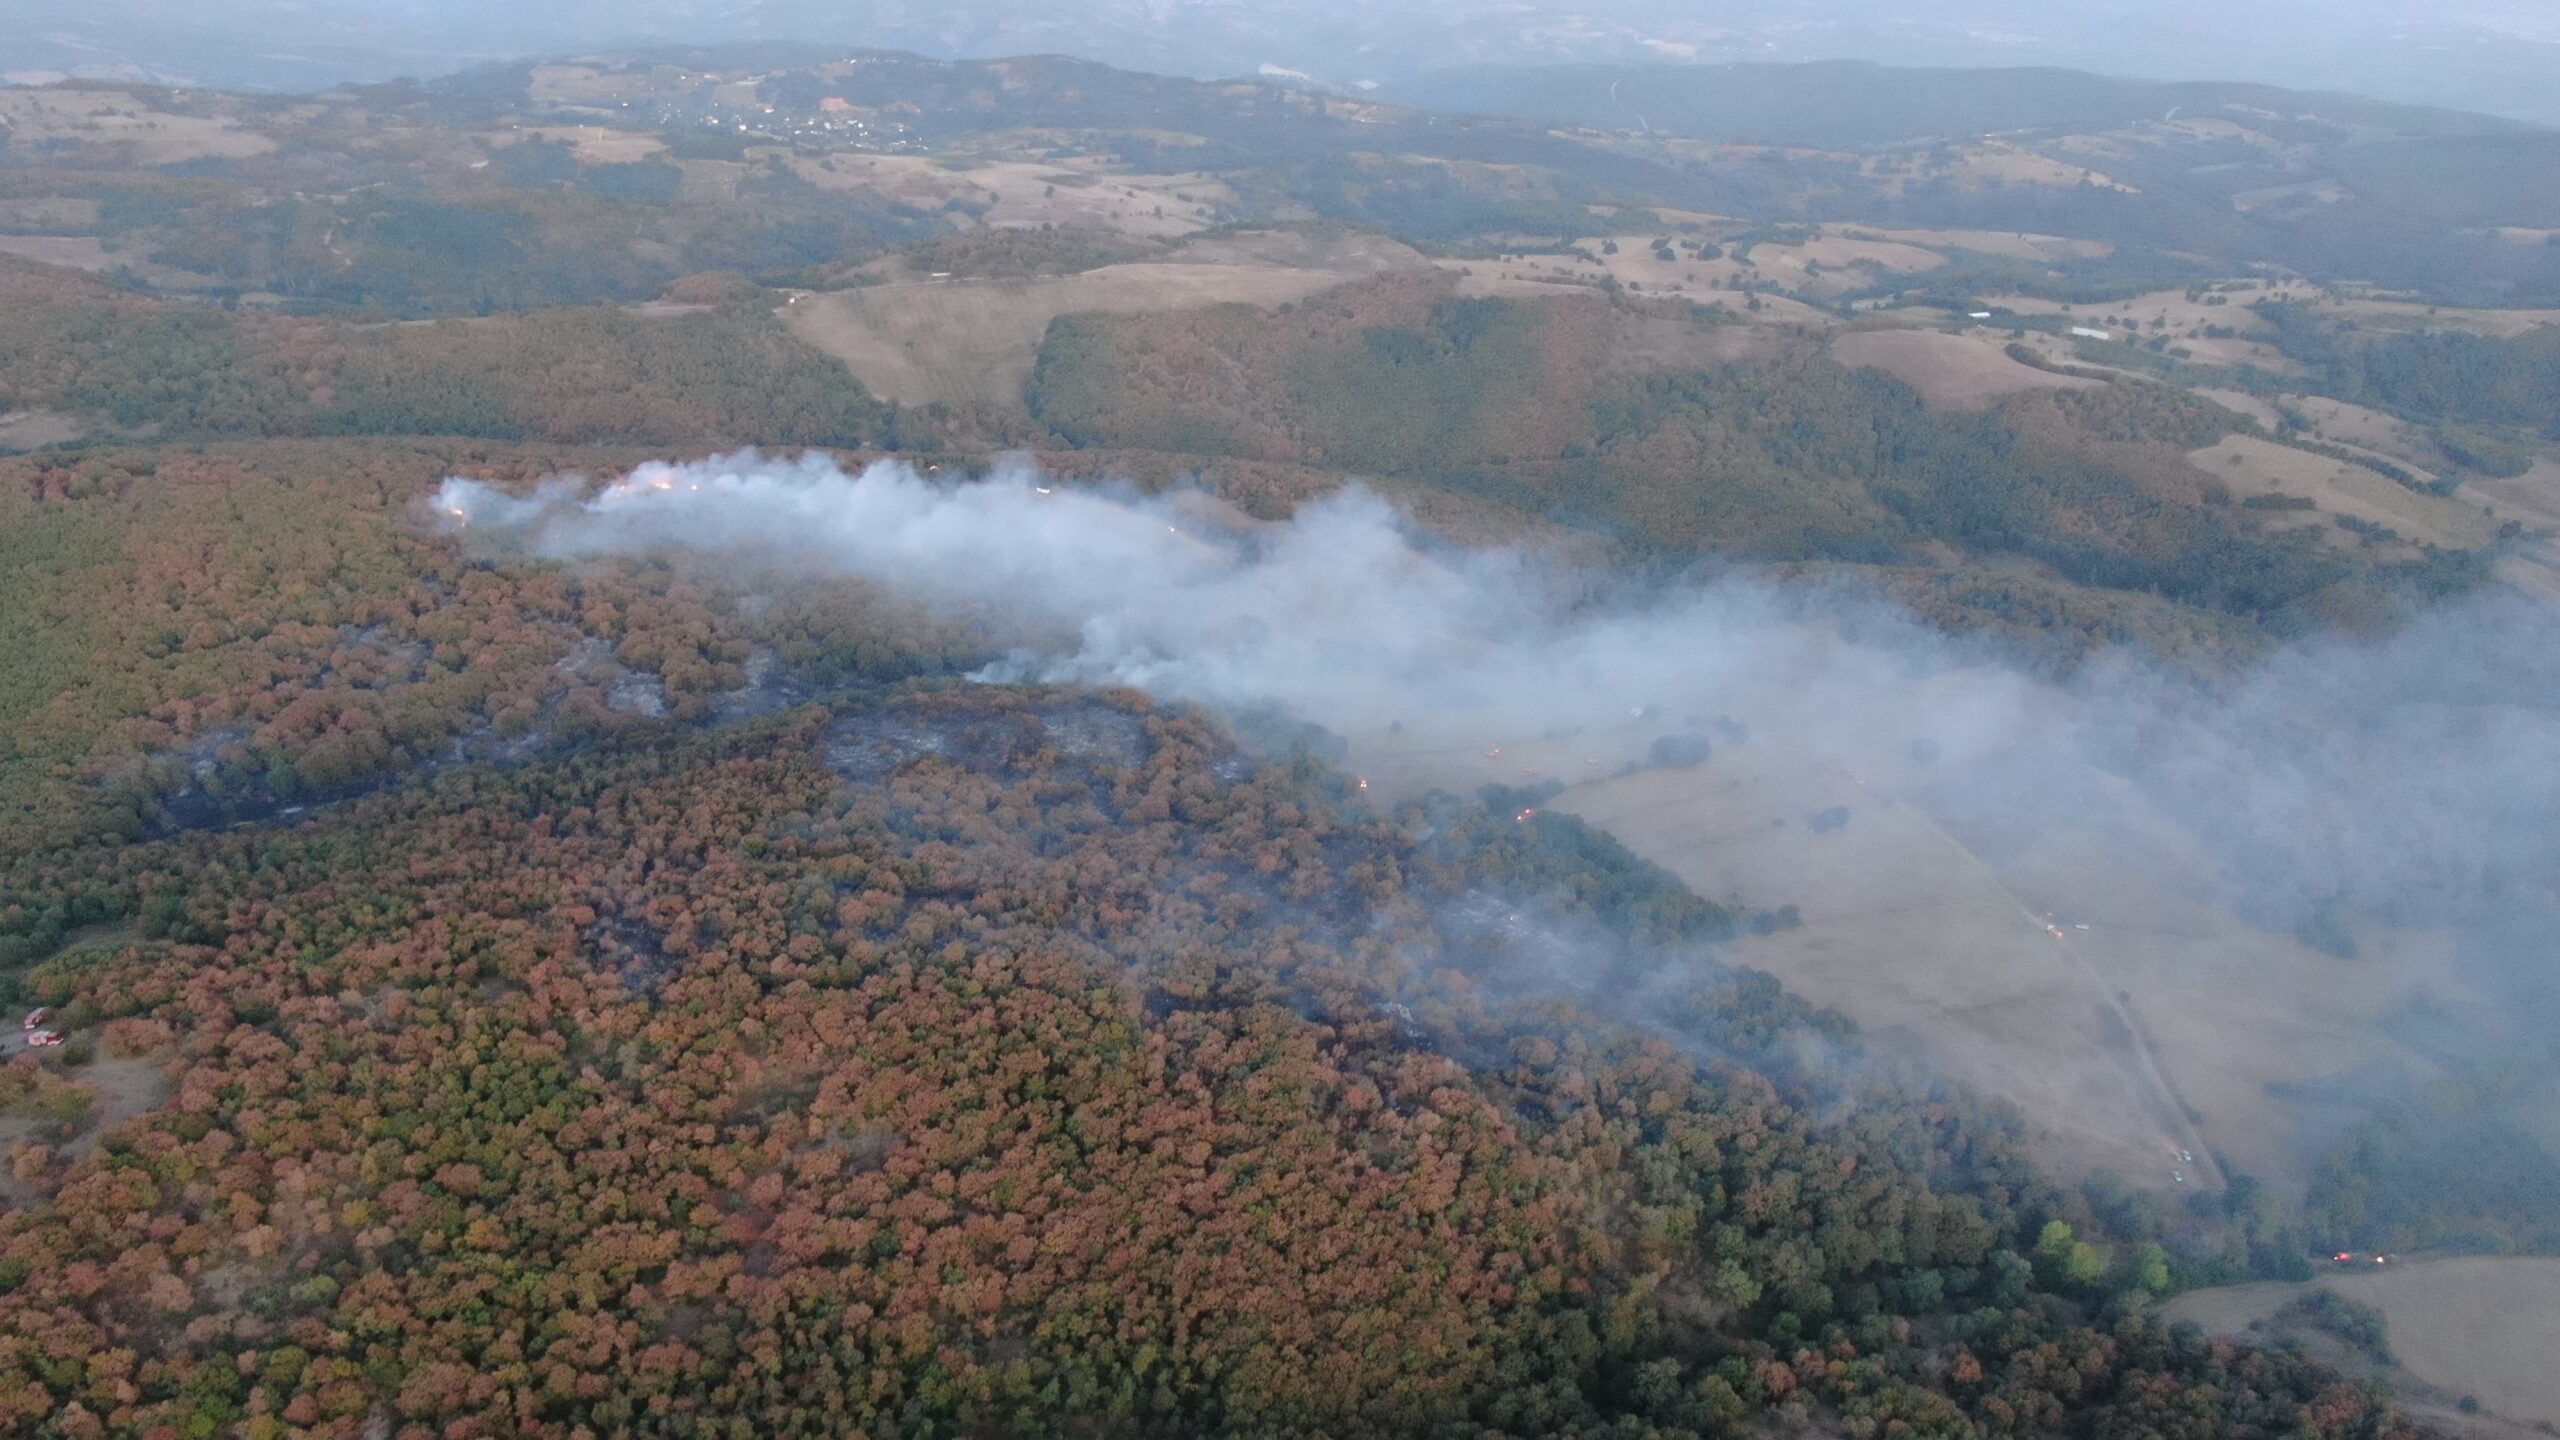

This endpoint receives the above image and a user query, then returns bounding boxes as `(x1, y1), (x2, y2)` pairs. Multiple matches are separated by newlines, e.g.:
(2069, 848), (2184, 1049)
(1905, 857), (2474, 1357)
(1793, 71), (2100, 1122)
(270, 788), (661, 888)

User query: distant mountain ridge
(1388, 59), (2540, 151)
(10, 0), (2560, 125)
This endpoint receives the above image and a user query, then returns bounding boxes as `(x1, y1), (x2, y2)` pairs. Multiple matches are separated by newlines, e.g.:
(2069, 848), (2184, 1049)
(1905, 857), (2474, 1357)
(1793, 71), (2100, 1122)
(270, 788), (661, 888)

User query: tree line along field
(2163, 1257), (2560, 1431)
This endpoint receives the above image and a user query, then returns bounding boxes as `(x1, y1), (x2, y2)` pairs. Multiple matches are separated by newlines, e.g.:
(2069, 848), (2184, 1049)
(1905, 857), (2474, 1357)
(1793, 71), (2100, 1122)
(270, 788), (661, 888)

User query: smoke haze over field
(437, 451), (2560, 996)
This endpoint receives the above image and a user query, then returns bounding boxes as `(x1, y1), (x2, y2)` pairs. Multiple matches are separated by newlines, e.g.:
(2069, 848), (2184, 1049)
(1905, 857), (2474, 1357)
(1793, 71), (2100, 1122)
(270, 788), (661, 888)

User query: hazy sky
(5, 0), (2557, 121)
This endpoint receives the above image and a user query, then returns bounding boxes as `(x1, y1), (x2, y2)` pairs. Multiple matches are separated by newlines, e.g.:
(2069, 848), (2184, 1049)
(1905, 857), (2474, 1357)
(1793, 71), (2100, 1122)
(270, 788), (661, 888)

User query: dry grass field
(0, 88), (274, 166)
(1833, 327), (2101, 409)
(529, 63), (651, 107)
(1443, 253), (1837, 326)
(0, 410), (86, 452)
(1985, 286), (2308, 370)
(2467, 457), (2560, 604)
(506, 125), (669, 164)
(2195, 387), (2287, 430)
(0, 236), (119, 272)
(1850, 227), (2116, 263)
(1863, 139), (2139, 196)
(2166, 1257), (2560, 1430)
(2469, 457), (2560, 539)
(1344, 655), (2494, 1202)
(1561, 748), (2216, 1189)
(2186, 396), (2560, 601)
(2330, 297), (2560, 340)
(0, 234), (219, 291)
(0, 196), (99, 232)
(1637, 139), (2133, 198)
(1943, 774), (2471, 1205)
(1441, 224), (1954, 307)
(2192, 435), (2495, 554)
(1344, 706), (2206, 1189)
(2278, 395), (2446, 468)
(784, 231), (1427, 411)
(786, 152), (1230, 238)
(1747, 234), (1948, 293)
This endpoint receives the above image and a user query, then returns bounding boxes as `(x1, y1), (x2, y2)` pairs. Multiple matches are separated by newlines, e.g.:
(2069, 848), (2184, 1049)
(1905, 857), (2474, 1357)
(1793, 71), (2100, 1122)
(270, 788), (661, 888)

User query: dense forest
(0, 682), (2418, 1438)
(0, 263), (894, 449)
(2306, 1070), (2560, 1257)
(0, 416), (2446, 1435)
(1, 40), (2552, 1437)
(0, 437), (1004, 864)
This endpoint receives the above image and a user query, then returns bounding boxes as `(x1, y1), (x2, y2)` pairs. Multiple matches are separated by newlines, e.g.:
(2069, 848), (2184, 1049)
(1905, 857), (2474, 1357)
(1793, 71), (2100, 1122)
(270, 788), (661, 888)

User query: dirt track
(1552, 736), (2220, 1190)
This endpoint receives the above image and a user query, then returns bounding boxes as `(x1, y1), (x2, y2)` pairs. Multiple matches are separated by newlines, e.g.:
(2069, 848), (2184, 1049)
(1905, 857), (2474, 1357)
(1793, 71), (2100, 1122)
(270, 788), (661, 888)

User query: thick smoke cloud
(435, 450), (2560, 981)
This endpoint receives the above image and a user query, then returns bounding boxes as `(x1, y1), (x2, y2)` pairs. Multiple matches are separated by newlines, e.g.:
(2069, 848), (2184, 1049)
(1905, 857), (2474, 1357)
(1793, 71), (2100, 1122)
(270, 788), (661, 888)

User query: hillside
(1023, 270), (2477, 625)
(0, 671), (2416, 1438)
(6, 49), (2559, 316)
(1, 42), (2557, 1439)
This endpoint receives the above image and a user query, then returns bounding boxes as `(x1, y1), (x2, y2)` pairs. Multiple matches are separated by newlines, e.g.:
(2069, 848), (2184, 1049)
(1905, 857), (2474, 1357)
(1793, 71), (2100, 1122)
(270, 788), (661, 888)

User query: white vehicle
(24, 1030), (62, 1048)
(20, 1008), (45, 1030)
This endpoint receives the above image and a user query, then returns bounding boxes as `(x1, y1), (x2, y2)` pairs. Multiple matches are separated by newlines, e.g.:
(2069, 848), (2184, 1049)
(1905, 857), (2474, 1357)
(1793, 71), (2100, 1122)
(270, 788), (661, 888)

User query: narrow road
(1609, 78), (1652, 136)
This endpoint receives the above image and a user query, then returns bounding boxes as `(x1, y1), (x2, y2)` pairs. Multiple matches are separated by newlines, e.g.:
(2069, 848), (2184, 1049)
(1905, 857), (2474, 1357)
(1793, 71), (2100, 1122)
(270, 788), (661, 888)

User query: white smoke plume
(434, 450), (2560, 965)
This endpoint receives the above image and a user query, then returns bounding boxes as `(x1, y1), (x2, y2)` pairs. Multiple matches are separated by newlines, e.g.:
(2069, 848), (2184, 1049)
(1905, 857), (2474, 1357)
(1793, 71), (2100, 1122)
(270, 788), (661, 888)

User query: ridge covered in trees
(0, 686), (2418, 1438)
(0, 439), (986, 865)
(0, 269), (893, 450)
(0, 43), (2544, 1434)
(1027, 274), (2488, 628)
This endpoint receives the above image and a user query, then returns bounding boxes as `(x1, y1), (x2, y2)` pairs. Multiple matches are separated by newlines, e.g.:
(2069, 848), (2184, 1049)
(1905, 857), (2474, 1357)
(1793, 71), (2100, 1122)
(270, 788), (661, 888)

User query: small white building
(2070, 326), (2113, 341)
